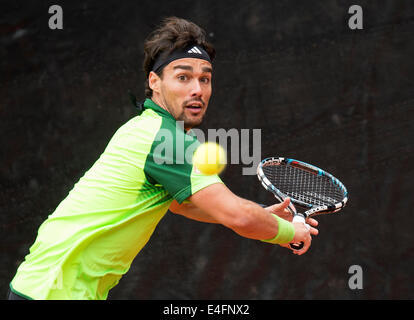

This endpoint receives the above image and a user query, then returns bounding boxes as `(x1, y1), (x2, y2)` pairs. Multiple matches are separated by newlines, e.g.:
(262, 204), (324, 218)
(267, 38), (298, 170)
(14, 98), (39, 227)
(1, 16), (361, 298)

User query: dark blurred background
(1, 0), (413, 299)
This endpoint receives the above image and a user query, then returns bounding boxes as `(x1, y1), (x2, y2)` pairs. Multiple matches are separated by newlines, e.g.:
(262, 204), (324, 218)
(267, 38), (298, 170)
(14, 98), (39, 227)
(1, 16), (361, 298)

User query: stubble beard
(164, 98), (206, 130)
(176, 111), (204, 130)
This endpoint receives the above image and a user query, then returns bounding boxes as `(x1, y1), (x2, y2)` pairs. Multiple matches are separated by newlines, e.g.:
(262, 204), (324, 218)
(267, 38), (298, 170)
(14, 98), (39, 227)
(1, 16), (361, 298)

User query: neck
(151, 96), (193, 132)
(151, 95), (169, 113)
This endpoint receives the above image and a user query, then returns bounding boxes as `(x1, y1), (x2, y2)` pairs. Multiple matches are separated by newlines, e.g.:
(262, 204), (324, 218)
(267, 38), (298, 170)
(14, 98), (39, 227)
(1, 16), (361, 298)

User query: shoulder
(109, 110), (164, 147)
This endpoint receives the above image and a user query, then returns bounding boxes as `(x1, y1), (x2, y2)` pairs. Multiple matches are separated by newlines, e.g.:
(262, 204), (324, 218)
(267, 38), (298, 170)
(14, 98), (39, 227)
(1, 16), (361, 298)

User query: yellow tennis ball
(193, 142), (227, 175)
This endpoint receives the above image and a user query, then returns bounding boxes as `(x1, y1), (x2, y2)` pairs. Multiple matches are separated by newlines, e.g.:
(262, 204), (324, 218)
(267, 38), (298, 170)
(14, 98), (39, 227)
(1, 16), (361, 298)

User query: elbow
(168, 200), (185, 215)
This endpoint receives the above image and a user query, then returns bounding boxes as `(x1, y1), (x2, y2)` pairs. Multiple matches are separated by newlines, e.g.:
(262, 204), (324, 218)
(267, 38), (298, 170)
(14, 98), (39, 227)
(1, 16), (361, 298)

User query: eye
(178, 75), (188, 81)
(200, 77), (210, 84)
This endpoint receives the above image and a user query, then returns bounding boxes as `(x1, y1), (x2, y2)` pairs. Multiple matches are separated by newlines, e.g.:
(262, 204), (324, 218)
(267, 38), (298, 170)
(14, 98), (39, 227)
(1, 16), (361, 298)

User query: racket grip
(289, 215), (308, 250)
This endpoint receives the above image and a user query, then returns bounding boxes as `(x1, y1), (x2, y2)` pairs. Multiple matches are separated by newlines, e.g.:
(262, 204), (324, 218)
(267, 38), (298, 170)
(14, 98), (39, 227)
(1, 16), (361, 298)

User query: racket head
(257, 157), (348, 218)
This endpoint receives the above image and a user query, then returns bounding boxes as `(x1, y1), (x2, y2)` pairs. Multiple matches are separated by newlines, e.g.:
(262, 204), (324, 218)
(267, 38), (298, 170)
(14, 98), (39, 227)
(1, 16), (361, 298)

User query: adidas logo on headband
(187, 46), (203, 54)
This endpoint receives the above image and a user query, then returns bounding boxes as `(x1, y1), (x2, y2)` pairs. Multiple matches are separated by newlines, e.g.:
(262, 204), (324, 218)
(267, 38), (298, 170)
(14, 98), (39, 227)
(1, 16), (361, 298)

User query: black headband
(151, 44), (212, 74)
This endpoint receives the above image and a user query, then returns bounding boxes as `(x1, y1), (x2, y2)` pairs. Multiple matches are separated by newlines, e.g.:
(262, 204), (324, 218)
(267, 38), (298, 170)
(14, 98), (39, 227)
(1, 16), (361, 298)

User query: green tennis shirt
(10, 99), (222, 300)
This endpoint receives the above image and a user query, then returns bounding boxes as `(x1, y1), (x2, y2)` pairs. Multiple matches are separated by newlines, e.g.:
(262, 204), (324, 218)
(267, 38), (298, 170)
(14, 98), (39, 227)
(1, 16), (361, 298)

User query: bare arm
(180, 183), (280, 240)
(170, 183), (318, 254)
(169, 199), (219, 224)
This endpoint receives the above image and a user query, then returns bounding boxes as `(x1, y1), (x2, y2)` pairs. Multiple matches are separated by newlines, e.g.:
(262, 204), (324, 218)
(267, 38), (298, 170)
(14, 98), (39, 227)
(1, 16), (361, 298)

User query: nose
(190, 79), (202, 97)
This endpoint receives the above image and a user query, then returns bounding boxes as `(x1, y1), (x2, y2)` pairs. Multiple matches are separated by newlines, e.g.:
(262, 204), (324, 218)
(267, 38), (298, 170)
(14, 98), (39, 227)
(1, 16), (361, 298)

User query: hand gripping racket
(257, 157), (348, 250)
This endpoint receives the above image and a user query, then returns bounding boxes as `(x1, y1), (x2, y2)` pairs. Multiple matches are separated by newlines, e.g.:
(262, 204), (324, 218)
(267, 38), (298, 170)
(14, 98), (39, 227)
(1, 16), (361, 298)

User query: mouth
(184, 102), (204, 114)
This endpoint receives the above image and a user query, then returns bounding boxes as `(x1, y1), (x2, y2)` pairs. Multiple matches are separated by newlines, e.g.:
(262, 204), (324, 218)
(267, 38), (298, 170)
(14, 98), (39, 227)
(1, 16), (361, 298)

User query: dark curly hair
(143, 17), (215, 98)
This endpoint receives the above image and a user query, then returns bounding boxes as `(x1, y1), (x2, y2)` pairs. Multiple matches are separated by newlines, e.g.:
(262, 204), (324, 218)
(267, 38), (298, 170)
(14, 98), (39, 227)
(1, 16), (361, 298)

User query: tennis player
(8, 17), (318, 300)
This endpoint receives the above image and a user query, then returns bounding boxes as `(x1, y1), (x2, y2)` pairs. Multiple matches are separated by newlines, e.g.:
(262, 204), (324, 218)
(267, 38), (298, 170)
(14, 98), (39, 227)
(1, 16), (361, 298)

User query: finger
(306, 217), (318, 227)
(292, 243), (308, 255)
(292, 236), (311, 255)
(282, 197), (291, 207)
(265, 197), (291, 212)
(275, 197), (291, 211)
(309, 226), (319, 236)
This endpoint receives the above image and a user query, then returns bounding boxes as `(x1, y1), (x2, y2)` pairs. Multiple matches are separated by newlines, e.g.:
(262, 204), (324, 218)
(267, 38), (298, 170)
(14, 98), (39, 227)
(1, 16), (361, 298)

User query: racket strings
(263, 165), (344, 206)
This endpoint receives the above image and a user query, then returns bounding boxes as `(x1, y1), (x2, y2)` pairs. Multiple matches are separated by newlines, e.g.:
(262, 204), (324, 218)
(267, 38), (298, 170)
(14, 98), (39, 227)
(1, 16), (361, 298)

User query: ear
(148, 71), (161, 94)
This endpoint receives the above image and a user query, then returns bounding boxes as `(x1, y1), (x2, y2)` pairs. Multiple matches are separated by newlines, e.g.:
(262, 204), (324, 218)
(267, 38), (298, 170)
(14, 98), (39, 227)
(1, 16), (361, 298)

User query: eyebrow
(173, 65), (212, 73)
(202, 66), (213, 73)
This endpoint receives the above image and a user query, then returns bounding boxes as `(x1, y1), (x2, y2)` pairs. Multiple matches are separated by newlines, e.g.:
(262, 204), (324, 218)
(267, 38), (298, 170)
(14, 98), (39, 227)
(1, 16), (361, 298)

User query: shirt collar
(143, 99), (197, 135)
(144, 98), (175, 121)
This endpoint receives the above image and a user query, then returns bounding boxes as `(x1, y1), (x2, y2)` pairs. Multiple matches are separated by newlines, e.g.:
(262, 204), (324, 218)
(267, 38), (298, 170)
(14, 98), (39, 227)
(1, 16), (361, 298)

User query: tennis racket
(257, 157), (348, 250)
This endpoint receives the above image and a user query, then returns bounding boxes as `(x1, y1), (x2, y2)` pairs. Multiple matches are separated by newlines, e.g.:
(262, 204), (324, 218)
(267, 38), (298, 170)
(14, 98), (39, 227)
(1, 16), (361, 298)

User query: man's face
(149, 58), (212, 130)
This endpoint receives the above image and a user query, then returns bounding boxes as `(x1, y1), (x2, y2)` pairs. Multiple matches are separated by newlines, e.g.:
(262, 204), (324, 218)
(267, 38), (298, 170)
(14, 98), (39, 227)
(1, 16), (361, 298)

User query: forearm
(173, 184), (315, 253)
(227, 199), (280, 240)
(189, 184), (280, 240)
(178, 199), (280, 240)
(169, 198), (279, 239)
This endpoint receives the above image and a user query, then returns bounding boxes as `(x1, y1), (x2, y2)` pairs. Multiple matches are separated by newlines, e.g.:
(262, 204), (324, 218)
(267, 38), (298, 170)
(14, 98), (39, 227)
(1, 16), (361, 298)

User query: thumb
(281, 197), (291, 208)
(266, 197), (291, 212)
(276, 197), (291, 210)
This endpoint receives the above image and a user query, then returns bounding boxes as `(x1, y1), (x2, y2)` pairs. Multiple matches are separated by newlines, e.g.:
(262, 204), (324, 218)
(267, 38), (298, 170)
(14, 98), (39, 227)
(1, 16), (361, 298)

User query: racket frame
(257, 157), (348, 219)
